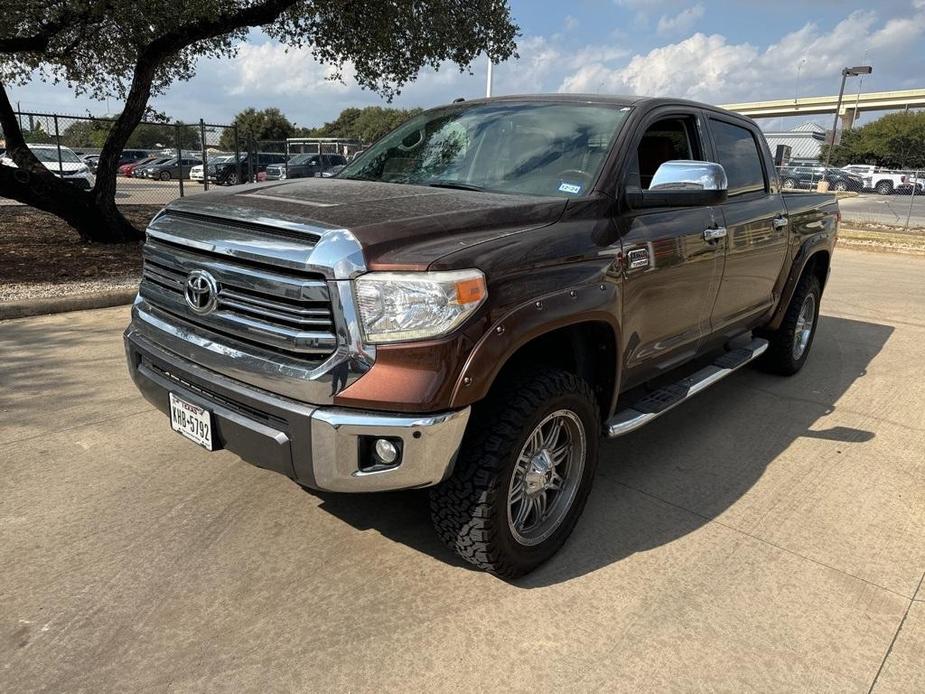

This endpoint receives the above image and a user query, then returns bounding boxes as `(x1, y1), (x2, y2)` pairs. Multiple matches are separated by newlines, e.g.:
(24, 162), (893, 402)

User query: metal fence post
(53, 114), (63, 176)
(233, 124), (241, 185)
(905, 169), (919, 231)
(284, 139), (289, 179)
(176, 122), (184, 197)
(247, 134), (254, 183)
(200, 119), (209, 192)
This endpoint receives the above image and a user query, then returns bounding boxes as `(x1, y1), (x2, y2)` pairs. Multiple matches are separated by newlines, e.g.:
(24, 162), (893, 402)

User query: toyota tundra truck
(125, 95), (838, 577)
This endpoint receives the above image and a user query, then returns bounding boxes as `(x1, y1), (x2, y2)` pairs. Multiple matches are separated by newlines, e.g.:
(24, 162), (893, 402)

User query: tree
(218, 107), (295, 150)
(0, 2), (517, 242)
(823, 111), (925, 170)
(302, 106), (424, 144)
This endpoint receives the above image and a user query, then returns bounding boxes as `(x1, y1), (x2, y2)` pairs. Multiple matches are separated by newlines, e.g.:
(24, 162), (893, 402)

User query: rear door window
(709, 119), (767, 196)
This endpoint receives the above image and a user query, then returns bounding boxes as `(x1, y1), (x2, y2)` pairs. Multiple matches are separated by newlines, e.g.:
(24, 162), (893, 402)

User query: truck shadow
(311, 314), (893, 586)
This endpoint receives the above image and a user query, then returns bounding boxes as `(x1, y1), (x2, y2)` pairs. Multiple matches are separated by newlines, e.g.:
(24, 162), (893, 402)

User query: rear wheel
(430, 369), (599, 578)
(758, 273), (821, 376)
(782, 178), (797, 190)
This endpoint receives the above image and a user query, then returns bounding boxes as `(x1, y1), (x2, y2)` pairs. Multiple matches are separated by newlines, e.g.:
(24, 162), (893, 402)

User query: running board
(605, 337), (769, 438)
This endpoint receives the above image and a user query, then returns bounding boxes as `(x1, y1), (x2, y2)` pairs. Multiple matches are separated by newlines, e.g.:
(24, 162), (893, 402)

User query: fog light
(375, 438), (399, 464)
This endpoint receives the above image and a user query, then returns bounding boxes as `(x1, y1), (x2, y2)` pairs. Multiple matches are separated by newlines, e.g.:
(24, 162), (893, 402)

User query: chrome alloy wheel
(507, 410), (586, 546)
(792, 293), (816, 360)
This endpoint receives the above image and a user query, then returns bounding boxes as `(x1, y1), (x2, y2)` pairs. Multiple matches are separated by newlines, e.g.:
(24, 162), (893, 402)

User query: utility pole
(823, 65), (872, 173)
(486, 59), (494, 98)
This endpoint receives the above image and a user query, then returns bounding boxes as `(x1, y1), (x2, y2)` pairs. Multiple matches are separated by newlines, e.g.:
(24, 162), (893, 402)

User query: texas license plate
(169, 393), (213, 450)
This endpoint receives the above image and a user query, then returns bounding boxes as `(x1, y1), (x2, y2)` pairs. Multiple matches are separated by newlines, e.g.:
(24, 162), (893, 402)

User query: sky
(8, 0), (925, 132)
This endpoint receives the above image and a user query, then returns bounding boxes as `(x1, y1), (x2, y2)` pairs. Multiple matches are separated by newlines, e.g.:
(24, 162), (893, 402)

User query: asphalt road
(2, 249), (924, 692)
(839, 192), (925, 228)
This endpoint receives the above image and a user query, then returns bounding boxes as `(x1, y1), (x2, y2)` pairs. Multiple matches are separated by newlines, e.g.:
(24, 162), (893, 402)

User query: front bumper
(124, 327), (470, 492)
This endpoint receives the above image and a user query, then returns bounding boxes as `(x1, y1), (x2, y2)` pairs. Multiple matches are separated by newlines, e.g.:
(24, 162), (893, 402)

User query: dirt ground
(0, 206), (157, 302)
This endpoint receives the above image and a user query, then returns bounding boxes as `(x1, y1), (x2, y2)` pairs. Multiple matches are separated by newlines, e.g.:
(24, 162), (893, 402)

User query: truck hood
(165, 178), (568, 269)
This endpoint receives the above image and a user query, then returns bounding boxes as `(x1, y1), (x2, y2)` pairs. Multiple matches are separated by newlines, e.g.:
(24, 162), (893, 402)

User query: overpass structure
(719, 88), (925, 128)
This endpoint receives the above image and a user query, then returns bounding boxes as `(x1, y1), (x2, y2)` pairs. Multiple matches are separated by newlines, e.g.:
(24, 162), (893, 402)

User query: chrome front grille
(139, 236), (337, 357)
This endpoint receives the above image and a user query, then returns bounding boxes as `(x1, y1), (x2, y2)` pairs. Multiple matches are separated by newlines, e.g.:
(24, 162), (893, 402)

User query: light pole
(823, 65), (872, 171)
(486, 58), (494, 98)
(794, 58), (806, 105)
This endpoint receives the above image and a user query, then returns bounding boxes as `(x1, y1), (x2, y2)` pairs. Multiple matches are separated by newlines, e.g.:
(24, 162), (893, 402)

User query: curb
(0, 289), (137, 320)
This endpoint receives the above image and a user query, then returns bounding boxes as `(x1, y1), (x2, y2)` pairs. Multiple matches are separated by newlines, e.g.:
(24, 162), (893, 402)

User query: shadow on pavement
(312, 315), (893, 585)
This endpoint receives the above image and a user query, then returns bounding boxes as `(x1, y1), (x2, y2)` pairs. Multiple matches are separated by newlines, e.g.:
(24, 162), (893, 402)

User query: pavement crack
(866, 571), (925, 694)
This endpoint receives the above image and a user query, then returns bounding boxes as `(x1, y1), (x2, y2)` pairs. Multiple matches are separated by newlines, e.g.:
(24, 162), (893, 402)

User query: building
(762, 122), (828, 165)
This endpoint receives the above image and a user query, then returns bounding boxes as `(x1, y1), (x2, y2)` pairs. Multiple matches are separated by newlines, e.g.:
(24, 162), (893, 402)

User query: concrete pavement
(1, 249), (923, 692)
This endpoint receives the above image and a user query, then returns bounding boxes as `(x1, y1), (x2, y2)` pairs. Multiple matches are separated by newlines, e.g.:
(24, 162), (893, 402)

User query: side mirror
(626, 160), (728, 208)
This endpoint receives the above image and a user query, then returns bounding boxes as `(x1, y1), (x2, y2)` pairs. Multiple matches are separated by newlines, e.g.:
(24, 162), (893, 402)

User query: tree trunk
(0, 163), (140, 243)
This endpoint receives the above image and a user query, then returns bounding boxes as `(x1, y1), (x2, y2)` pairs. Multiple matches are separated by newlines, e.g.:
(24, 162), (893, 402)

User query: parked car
(212, 152), (287, 185)
(119, 156), (159, 177)
(190, 155), (235, 183)
(779, 166), (863, 192)
(117, 149), (152, 167)
(140, 156), (202, 180)
(125, 94), (839, 577)
(865, 170), (923, 195)
(80, 153), (101, 173)
(0, 144), (96, 189)
(265, 153), (348, 180)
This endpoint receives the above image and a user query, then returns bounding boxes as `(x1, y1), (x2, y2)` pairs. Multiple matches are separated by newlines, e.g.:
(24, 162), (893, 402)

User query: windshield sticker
(558, 182), (582, 194)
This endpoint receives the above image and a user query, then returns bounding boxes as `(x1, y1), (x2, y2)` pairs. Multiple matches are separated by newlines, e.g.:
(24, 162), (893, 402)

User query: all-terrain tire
(429, 369), (599, 578)
(758, 273), (821, 376)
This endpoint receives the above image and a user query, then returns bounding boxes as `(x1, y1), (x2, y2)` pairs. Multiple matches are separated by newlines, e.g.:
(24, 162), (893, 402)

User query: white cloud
(656, 4), (705, 35)
(560, 7), (925, 103)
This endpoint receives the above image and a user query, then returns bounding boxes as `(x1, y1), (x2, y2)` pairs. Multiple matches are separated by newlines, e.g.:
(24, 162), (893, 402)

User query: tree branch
(0, 3), (102, 54)
(95, 0), (301, 196)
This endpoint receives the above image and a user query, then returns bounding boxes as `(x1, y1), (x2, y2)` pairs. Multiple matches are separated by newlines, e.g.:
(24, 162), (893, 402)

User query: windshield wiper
(423, 180), (486, 192)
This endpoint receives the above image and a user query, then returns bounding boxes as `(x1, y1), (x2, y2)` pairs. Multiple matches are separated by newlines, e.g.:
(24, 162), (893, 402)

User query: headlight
(355, 270), (487, 343)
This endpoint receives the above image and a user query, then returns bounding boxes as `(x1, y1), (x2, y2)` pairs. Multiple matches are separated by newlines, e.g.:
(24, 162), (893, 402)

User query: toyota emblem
(184, 269), (220, 315)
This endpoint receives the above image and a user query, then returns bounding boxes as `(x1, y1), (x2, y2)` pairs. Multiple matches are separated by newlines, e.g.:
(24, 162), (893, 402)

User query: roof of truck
(438, 93), (744, 119)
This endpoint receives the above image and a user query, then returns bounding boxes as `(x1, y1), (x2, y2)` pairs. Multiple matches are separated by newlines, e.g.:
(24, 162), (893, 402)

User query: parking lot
(839, 193), (925, 228)
(1, 248), (923, 692)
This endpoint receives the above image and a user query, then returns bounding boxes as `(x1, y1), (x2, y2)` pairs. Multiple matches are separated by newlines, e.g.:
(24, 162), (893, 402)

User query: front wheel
(782, 178), (797, 190)
(875, 181), (893, 195)
(430, 369), (599, 578)
(758, 273), (821, 376)
(159, 170), (172, 181)
(834, 181), (848, 192)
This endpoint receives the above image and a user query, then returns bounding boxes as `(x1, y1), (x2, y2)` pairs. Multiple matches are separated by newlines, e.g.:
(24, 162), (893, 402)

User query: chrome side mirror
(628, 160), (729, 208)
(650, 160), (728, 192)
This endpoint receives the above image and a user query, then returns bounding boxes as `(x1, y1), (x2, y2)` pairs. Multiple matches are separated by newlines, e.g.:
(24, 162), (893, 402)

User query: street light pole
(823, 65), (872, 171)
(486, 58), (494, 98)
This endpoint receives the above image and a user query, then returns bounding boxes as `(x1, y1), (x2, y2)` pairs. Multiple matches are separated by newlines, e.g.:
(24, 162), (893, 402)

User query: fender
(449, 282), (623, 412)
(766, 232), (834, 332)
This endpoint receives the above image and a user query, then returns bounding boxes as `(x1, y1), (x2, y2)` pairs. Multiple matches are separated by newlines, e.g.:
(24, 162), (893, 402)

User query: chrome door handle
(772, 216), (789, 230)
(703, 226), (727, 241)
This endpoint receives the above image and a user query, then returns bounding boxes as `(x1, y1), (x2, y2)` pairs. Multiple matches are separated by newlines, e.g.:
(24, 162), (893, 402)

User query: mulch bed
(0, 205), (159, 302)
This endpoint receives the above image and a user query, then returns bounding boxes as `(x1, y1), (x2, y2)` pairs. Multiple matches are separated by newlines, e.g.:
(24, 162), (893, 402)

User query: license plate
(169, 393), (213, 450)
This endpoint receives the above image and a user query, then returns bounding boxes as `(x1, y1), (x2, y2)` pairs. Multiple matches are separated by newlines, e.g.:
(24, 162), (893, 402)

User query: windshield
(338, 101), (630, 197)
(30, 147), (82, 164)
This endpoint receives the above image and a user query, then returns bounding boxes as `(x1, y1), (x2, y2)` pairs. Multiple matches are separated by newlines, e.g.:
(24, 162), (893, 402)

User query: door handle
(703, 226), (727, 242)
(772, 216), (789, 230)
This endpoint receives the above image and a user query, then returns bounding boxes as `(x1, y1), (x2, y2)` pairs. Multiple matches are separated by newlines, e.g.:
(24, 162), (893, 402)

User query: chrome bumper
(124, 327), (469, 492)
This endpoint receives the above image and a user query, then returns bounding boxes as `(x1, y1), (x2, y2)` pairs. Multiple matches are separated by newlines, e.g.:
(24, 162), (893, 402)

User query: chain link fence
(2, 111), (359, 208)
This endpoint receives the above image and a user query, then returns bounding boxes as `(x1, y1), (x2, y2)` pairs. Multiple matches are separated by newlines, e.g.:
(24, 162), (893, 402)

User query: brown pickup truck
(125, 94), (838, 577)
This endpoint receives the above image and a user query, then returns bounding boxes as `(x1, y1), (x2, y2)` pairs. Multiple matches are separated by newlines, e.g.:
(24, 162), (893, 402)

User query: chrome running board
(605, 337), (769, 438)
